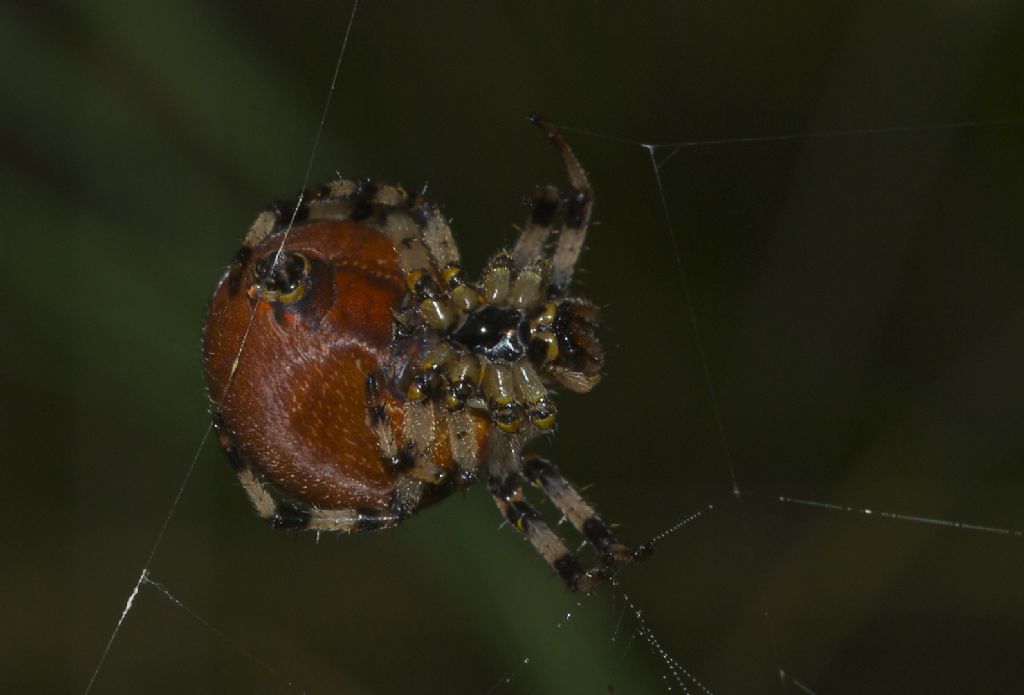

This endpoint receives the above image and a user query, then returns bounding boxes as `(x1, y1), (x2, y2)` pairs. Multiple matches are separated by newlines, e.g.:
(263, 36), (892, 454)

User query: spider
(203, 115), (649, 591)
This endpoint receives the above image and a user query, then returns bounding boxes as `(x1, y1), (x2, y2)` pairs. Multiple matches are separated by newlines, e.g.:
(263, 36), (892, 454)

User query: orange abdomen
(203, 220), (480, 511)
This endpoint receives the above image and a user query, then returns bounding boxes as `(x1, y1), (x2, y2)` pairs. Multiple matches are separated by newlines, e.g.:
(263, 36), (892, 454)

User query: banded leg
(512, 185), (560, 270)
(235, 464), (398, 532)
(447, 407), (482, 485)
(528, 114), (593, 295)
(314, 181), (470, 326)
(242, 209), (280, 250)
(364, 372), (436, 519)
(365, 372), (403, 471)
(241, 181), (348, 251)
(220, 440), (395, 532)
(400, 401), (447, 484)
(365, 372), (444, 484)
(524, 456), (651, 566)
(243, 178), (460, 289)
(214, 414), (400, 533)
(407, 195), (461, 271)
(365, 182), (464, 299)
(489, 472), (608, 593)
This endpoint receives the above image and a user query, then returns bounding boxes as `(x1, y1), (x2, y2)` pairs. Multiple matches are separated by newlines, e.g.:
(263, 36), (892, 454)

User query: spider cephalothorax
(203, 115), (647, 591)
(396, 258), (604, 435)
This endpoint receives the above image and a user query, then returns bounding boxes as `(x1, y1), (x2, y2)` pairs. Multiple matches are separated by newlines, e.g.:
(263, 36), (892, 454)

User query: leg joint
(505, 501), (539, 529)
(564, 190), (591, 228)
(523, 456), (557, 486)
(582, 516), (615, 552)
(553, 553), (585, 590)
(270, 502), (311, 530)
(529, 186), (560, 226)
(487, 473), (519, 499)
(356, 507), (390, 532)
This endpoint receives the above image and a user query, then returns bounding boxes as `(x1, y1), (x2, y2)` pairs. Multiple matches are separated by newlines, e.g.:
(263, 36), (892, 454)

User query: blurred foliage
(3, 1), (1023, 693)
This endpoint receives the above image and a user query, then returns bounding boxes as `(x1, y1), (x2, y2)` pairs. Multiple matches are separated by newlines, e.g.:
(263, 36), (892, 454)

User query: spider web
(6, 1), (1023, 694)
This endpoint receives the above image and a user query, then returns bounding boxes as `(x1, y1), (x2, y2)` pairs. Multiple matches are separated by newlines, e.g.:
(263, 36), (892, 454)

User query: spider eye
(251, 252), (310, 303)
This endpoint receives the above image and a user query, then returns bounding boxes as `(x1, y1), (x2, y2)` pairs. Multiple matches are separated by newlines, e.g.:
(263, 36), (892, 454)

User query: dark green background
(4, 1), (1023, 693)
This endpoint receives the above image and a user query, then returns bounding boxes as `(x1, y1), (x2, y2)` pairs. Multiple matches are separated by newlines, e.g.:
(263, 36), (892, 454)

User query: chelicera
(203, 115), (649, 591)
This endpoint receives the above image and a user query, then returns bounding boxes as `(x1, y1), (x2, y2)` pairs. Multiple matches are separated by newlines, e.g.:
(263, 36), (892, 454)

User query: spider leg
(486, 434), (609, 592)
(447, 407), (482, 485)
(239, 180), (447, 279)
(365, 372), (403, 471)
(210, 364), (418, 534)
(523, 456), (651, 566)
(245, 178), (462, 284)
(214, 414), (400, 533)
(364, 372), (443, 518)
(399, 400), (447, 484)
(234, 464), (397, 532)
(377, 189), (442, 275)
(489, 470), (608, 592)
(529, 114), (593, 294)
(407, 196), (461, 271)
(511, 185), (560, 270)
(242, 209), (279, 250)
